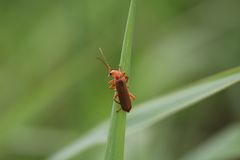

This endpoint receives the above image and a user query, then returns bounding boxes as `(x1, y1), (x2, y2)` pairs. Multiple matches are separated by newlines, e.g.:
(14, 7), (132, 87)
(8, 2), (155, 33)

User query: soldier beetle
(97, 48), (136, 112)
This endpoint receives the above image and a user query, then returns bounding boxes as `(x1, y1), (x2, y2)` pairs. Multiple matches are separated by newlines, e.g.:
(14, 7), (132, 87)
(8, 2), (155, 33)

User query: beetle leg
(124, 76), (129, 83)
(113, 94), (120, 104)
(108, 79), (116, 89)
(108, 79), (115, 85)
(109, 84), (116, 90)
(120, 74), (128, 83)
(116, 106), (121, 112)
(129, 92), (136, 100)
(114, 94), (121, 112)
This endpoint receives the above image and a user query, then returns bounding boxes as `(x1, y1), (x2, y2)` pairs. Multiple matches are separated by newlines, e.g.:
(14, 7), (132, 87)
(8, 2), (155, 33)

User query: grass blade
(181, 124), (240, 160)
(48, 66), (240, 160)
(104, 0), (136, 160)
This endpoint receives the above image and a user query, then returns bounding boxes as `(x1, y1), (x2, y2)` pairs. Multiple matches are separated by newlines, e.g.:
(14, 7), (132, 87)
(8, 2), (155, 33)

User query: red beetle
(98, 48), (135, 112)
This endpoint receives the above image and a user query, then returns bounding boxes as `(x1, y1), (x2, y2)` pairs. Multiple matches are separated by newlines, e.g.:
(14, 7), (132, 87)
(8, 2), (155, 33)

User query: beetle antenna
(97, 48), (111, 72)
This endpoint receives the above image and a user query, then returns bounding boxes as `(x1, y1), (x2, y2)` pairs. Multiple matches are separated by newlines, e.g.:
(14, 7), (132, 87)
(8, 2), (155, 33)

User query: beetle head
(109, 70), (123, 80)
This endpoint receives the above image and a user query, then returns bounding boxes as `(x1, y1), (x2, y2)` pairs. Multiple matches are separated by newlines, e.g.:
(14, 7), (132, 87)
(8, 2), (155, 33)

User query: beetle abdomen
(115, 78), (132, 112)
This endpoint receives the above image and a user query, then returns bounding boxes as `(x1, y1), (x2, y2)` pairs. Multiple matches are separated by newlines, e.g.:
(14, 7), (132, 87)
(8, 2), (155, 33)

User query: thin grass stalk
(104, 0), (136, 160)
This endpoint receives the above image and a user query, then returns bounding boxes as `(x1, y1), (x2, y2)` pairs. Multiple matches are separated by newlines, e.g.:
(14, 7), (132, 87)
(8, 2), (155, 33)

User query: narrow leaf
(104, 0), (136, 160)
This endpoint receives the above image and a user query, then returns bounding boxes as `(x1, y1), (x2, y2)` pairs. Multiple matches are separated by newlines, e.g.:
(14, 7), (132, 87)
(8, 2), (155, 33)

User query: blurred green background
(0, 0), (240, 159)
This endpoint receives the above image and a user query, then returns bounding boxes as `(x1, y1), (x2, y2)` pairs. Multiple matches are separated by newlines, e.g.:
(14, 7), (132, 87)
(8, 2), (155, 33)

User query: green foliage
(0, 0), (240, 160)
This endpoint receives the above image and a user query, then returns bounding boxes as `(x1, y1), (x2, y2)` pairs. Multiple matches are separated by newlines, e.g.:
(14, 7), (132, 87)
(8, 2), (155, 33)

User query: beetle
(97, 48), (135, 112)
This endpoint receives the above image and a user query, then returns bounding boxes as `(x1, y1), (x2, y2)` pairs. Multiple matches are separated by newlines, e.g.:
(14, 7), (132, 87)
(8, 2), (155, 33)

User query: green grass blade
(105, 0), (136, 160)
(119, 0), (136, 74)
(48, 66), (240, 160)
(181, 124), (240, 160)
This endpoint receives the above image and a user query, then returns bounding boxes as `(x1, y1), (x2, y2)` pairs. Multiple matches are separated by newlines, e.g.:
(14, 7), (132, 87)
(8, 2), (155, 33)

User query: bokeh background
(0, 0), (240, 159)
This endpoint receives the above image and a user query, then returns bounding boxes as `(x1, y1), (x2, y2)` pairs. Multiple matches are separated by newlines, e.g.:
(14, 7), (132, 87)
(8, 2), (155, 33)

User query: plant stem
(104, 0), (136, 160)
